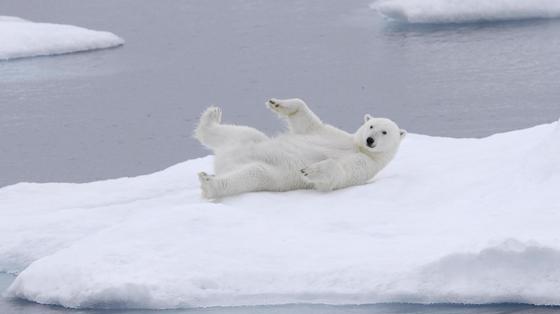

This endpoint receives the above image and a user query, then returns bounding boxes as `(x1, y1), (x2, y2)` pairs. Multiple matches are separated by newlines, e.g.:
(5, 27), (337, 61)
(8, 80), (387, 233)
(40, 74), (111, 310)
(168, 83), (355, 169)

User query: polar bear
(194, 98), (406, 199)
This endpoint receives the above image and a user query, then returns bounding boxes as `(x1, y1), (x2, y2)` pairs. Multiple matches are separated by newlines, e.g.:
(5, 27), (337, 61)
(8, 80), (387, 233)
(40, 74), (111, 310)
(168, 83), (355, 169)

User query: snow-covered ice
(371, 0), (560, 24)
(0, 16), (123, 60)
(1, 121), (560, 309)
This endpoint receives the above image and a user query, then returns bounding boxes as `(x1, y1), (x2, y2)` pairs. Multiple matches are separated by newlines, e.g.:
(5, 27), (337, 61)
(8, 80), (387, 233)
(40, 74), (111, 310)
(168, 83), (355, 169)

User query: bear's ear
(400, 129), (407, 139)
(364, 114), (373, 123)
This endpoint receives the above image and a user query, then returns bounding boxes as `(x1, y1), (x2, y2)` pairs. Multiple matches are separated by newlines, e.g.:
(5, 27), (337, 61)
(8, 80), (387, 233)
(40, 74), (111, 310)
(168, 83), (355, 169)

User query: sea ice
(0, 16), (123, 60)
(371, 0), (560, 24)
(1, 121), (559, 309)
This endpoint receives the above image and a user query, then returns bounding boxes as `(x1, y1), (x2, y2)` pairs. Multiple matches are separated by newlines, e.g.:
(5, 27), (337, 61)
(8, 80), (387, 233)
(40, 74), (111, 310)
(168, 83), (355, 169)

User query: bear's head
(354, 114), (406, 154)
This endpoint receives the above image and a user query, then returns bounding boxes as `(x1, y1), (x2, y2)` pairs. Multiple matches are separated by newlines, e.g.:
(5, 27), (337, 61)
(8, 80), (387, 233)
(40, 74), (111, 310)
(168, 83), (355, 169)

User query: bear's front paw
(198, 172), (219, 199)
(300, 165), (327, 181)
(300, 163), (336, 192)
(266, 98), (299, 116)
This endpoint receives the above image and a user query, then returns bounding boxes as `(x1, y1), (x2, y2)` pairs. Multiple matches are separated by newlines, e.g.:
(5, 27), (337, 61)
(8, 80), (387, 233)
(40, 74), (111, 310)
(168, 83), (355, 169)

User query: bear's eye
(382, 131), (387, 135)
(370, 126), (373, 129)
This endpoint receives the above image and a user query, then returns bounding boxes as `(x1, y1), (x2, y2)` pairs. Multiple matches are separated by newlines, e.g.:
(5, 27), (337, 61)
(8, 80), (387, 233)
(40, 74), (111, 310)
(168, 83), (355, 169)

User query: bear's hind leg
(194, 106), (222, 147)
(194, 106), (269, 150)
(198, 163), (277, 199)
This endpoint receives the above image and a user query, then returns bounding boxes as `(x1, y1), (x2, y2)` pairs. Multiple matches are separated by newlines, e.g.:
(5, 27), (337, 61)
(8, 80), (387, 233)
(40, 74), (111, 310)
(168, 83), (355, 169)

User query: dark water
(1, 0), (560, 187)
(1, 273), (560, 314)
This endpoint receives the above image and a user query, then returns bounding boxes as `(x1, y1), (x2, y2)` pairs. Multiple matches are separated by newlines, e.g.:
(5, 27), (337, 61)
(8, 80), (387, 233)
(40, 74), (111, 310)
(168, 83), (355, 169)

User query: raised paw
(199, 106), (222, 126)
(266, 98), (299, 116)
(267, 98), (281, 109)
(198, 172), (218, 199)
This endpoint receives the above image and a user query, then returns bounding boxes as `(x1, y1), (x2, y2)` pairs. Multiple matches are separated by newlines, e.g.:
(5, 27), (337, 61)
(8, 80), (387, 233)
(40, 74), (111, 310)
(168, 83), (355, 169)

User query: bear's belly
(214, 135), (352, 175)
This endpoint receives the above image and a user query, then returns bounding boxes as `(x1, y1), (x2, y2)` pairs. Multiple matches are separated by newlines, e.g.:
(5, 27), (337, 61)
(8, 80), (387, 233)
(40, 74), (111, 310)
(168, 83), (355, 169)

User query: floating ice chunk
(2, 121), (560, 309)
(0, 16), (123, 60)
(371, 0), (560, 24)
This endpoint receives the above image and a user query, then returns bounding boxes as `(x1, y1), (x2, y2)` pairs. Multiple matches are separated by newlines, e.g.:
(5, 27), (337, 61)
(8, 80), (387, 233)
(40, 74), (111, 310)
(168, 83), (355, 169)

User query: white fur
(194, 98), (406, 199)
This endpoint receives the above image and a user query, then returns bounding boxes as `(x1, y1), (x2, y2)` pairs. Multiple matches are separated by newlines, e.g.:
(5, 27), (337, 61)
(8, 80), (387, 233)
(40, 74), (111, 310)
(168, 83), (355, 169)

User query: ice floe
(0, 16), (123, 60)
(1, 121), (560, 308)
(371, 0), (560, 24)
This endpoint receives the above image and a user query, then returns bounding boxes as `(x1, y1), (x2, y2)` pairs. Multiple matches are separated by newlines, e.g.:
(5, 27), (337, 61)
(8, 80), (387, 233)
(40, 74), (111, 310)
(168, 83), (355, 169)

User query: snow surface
(371, 0), (560, 24)
(0, 16), (123, 60)
(1, 121), (560, 309)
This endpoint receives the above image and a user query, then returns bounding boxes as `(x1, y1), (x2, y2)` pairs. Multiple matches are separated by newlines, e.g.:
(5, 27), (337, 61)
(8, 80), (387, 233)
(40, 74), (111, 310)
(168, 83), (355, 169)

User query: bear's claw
(266, 98), (300, 116)
(198, 172), (217, 199)
(266, 99), (280, 109)
(198, 172), (212, 181)
(200, 106), (222, 126)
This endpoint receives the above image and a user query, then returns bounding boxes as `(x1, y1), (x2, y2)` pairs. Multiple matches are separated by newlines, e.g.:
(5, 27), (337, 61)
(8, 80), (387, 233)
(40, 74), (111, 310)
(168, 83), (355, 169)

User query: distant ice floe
(1, 121), (560, 309)
(0, 16), (123, 60)
(371, 0), (560, 24)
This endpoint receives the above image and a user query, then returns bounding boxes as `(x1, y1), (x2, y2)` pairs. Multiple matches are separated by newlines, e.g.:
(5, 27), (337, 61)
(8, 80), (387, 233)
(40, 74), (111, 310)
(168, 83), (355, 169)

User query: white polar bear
(194, 98), (406, 199)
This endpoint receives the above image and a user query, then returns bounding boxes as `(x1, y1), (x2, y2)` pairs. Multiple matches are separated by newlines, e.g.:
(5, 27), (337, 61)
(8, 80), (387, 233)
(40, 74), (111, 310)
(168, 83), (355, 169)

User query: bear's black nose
(366, 137), (375, 147)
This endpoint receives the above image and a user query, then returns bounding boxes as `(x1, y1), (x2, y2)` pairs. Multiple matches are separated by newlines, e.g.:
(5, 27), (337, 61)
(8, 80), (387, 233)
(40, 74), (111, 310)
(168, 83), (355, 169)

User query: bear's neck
(356, 145), (398, 169)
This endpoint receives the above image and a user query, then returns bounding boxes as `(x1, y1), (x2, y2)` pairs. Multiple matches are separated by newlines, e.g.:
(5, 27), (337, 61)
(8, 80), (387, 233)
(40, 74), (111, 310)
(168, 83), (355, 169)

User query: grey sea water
(2, 0), (560, 188)
(2, 0), (560, 313)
